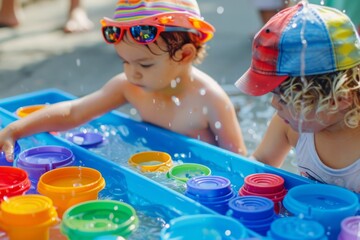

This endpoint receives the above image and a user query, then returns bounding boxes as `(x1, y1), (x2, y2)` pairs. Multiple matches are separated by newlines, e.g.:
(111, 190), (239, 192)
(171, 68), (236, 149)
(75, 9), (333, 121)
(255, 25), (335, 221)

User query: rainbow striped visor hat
(235, 2), (360, 96)
(101, 0), (215, 44)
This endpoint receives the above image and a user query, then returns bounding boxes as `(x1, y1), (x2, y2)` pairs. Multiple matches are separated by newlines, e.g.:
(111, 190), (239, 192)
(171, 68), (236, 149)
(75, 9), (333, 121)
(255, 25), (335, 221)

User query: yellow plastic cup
(37, 166), (106, 218)
(0, 194), (58, 240)
(128, 151), (173, 172)
(15, 104), (47, 118)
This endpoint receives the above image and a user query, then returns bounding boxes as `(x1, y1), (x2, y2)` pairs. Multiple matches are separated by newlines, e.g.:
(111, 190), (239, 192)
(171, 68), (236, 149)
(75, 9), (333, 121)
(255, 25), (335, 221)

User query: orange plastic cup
(15, 105), (47, 118)
(128, 151), (173, 172)
(37, 166), (105, 218)
(0, 194), (58, 240)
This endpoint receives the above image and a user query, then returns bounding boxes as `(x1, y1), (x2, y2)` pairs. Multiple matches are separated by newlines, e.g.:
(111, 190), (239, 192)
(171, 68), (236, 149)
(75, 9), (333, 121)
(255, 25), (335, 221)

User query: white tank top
(295, 132), (360, 193)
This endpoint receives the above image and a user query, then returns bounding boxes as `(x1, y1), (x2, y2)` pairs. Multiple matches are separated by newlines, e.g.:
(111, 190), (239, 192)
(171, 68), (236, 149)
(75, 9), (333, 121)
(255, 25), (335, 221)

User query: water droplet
(217, 6), (224, 14)
(199, 88), (206, 96)
(76, 58), (81, 67)
(171, 96), (181, 106)
(202, 107), (208, 114)
(170, 79), (177, 88)
(214, 121), (222, 129)
(292, 23), (297, 28)
(130, 108), (137, 115)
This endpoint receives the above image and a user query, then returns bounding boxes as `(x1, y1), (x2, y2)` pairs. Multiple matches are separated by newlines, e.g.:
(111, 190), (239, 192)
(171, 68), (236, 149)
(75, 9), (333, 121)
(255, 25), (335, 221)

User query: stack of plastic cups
(338, 216), (360, 240)
(160, 214), (249, 240)
(0, 141), (21, 166)
(267, 217), (327, 240)
(239, 173), (287, 214)
(15, 145), (75, 193)
(228, 196), (277, 236)
(37, 166), (106, 218)
(61, 200), (138, 240)
(185, 176), (236, 215)
(0, 194), (58, 240)
(283, 184), (359, 240)
(0, 166), (31, 202)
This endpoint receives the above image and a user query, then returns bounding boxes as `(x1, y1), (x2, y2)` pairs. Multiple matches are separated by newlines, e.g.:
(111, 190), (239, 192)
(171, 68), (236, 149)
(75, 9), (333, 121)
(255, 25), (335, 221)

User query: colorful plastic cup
(0, 166), (31, 202)
(37, 166), (106, 218)
(239, 173), (287, 213)
(0, 141), (20, 166)
(268, 217), (327, 240)
(160, 214), (249, 240)
(128, 151), (172, 172)
(228, 196), (277, 236)
(283, 184), (359, 239)
(0, 194), (58, 240)
(338, 216), (360, 240)
(167, 163), (211, 182)
(66, 132), (104, 148)
(185, 176), (236, 214)
(15, 145), (75, 193)
(15, 104), (47, 118)
(61, 200), (138, 240)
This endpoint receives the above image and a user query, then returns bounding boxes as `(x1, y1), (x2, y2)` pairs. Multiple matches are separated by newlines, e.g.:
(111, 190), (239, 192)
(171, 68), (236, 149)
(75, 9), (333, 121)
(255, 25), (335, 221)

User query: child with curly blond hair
(236, 2), (360, 193)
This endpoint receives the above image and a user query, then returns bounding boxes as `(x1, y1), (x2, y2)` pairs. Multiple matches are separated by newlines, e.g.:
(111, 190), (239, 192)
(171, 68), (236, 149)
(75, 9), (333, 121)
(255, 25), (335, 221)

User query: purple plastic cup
(15, 146), (75, 193)
(338, 216), (360, 240)
(228, 196), (276, 236)
(0, 141), (20, 166)
(66, 132), (104, 148)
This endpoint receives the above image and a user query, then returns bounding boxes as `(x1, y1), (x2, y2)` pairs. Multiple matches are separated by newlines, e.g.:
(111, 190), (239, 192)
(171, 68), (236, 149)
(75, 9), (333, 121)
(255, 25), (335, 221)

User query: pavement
(0, 0), (261, 98)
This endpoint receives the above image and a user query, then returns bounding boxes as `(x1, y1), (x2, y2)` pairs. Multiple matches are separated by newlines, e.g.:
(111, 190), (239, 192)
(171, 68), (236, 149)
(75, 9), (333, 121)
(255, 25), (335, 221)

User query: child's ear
(336, 96), (352, 110)
(175, 43), (196, 64)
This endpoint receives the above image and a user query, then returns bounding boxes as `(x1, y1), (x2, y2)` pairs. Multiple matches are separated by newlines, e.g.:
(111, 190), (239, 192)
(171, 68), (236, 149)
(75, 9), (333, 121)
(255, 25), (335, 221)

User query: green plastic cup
(61, 200), (138, 240)
(167, 163), (211, 182)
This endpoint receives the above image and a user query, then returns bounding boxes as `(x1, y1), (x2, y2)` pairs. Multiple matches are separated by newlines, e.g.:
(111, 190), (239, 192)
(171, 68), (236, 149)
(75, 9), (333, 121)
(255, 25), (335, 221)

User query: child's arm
(0, 74), (127, 161)
(252, 113), (294, 167)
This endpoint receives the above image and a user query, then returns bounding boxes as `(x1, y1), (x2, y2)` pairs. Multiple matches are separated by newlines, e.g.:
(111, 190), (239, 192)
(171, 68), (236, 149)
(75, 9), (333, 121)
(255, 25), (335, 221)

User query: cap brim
(235, 68), (288, 96)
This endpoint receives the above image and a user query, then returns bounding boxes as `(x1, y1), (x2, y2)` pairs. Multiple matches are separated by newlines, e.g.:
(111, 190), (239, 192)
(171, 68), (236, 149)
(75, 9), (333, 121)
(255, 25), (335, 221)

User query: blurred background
(0, 0), (297, 172)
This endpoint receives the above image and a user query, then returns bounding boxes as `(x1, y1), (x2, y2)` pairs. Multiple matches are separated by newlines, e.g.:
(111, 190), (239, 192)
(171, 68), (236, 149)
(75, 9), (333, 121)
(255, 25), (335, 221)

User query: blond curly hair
(278, 65), (360, 128)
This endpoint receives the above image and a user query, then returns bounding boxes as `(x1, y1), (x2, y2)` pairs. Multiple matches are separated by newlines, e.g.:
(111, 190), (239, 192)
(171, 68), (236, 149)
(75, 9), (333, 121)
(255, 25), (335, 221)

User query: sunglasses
(101, 22), (199, 44)
(101, 12), (215, 44)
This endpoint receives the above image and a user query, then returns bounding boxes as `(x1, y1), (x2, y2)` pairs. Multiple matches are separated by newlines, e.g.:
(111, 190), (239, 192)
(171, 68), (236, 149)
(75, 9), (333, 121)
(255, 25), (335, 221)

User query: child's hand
(0, 131), (16, 162)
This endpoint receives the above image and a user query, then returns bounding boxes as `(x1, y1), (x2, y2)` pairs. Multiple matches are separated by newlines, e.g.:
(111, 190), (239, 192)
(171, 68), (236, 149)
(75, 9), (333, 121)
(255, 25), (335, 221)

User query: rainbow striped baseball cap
(235, 2), (360, 96)
(110, 0), (215, 42)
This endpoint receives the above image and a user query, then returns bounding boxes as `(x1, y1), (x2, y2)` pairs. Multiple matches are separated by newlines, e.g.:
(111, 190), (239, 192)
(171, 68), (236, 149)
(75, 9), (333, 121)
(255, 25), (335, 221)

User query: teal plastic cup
(283, 184), (359, 239)
(160, 214), (249, 240)
(167, 163), (211, 182)
(61, 200), (139, 240)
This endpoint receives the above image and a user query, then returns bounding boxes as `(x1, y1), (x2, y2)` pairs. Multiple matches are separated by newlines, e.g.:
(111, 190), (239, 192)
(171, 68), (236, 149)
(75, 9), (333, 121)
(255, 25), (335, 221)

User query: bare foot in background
(63, 7), (93, 33)
(0, 0), (21, 28)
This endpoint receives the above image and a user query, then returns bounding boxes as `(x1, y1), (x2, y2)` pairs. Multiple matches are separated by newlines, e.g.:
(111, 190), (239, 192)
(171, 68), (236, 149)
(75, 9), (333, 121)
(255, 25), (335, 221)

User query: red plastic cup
(0, 166), (31, 202)
(239, 173), (287, 213)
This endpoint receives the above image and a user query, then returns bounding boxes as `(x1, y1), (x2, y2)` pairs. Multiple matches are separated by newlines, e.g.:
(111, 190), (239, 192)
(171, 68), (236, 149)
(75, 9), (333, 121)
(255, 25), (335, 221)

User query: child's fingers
(3, 144), (14, 162)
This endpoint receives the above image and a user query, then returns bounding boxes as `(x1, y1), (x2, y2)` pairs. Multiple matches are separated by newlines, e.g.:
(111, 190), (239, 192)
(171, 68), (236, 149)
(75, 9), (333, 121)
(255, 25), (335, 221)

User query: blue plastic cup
(160, 214), (249, 240)
(15, 145), (75, 193)
(228, 196), (277, 236)
(0, 141), (20, 166)
(185, 176), (236, 214)
(283, 184), (359, 239)
(268, 217), (327, 240)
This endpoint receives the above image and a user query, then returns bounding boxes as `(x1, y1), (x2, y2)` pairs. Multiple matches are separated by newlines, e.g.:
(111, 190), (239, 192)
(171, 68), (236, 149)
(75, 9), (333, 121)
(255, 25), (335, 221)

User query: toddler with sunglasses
(236, 2), (360, 193)
(0, 0), (247, 161)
